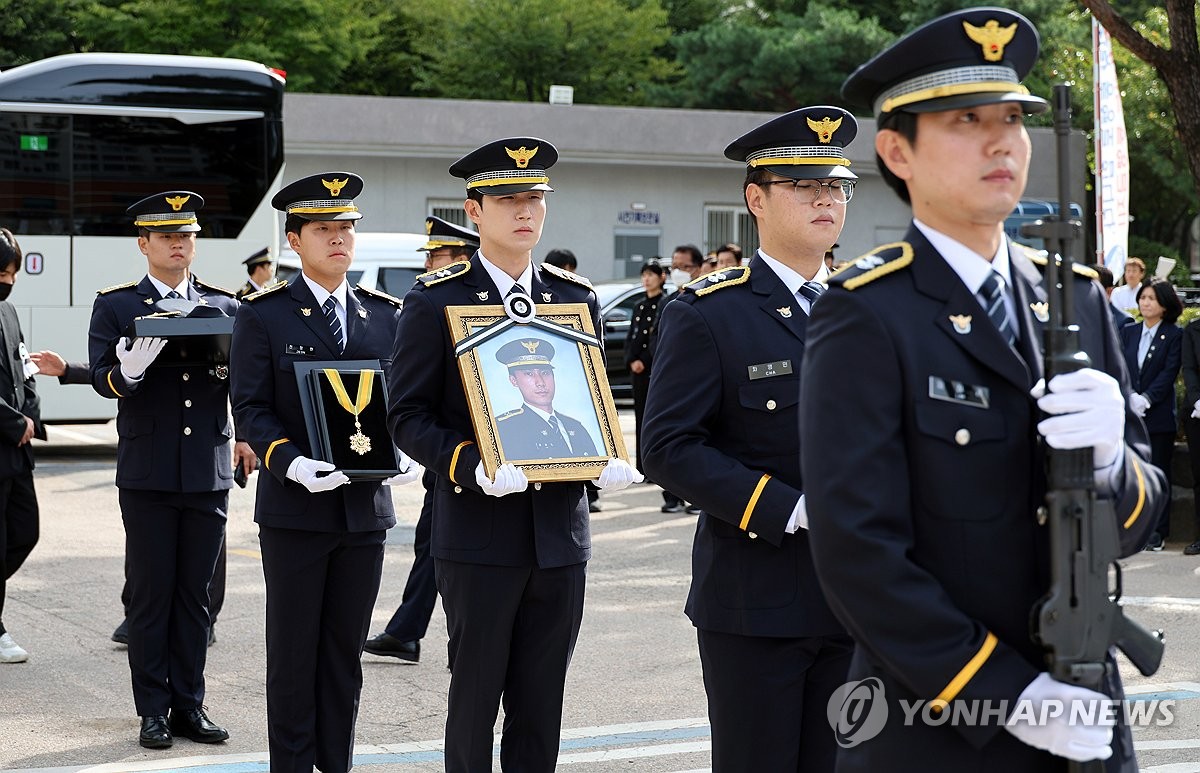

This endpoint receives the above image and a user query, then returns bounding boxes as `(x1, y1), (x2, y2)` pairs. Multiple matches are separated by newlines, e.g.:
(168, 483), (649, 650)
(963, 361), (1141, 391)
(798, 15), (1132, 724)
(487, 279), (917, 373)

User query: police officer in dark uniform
(363, 215), (480, 663)
(229, 172), (420, 773)
(641, 107), (859, 771)
(625, 260), (665, 477)
(88, 191), (254, 749)
(387, 138), (639, 773)
(800, 9), (1167, 771)
(494, 337), (600, 461)
(235, 246), (274, 300)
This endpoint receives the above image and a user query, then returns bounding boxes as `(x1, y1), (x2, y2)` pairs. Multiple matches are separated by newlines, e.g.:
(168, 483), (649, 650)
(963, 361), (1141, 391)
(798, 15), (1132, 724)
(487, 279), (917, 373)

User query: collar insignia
(505, 145), (539, 169)
(143, 298), (154, 305)
(949, 314), (972, 334)
(806, 116), (843, 144)
(777, 306), (793, 318)
(300, 307), (312, 317)
(164, 194), (190, 211)
(322, 177), (348, 197)
(963, 19), (1017, 62)
(1030, 302), (1049, 323)
(476, 291), (489, 301)
(358, 307), (368, 318)
(541, 292), (552, 302)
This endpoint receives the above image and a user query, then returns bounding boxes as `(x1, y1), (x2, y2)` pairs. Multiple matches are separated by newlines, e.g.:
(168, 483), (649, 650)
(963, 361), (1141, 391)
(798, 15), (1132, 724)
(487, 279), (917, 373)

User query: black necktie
(165, 290), (183, 300)
(323, 296), (344, 353)
(509, 283), (523, 296)
(547, 414), (572, 452)
(797, 281), (824, 306)
(979, 271), (1017, 345)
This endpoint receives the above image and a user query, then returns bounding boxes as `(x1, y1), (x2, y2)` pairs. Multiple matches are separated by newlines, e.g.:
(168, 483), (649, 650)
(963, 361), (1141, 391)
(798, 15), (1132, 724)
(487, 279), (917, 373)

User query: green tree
(409, 0), (676, 104)
(650, 2), (893, 111)
(0, 0), (87, 65)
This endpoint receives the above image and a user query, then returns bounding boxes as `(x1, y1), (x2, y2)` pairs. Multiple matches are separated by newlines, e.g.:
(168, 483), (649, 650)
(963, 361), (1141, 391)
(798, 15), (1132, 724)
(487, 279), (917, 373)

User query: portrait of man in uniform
(492, 336), (600, 461)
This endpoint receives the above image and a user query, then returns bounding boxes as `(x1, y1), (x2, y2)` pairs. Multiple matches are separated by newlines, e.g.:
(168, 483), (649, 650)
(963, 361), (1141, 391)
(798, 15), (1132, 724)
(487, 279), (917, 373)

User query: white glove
(1005, 673), (1114, 762)
(785, 494), (808, 533)
(1032, 369), (1125, 470)
(383, 451), (423, 486)
(1128, 393), (1150, 418)
(1192, 399), (1200, 420)
(476, 462), (529, 497)
(595, 458), (643, 491)
(115, 336), (166, 381)
(287, 456), (349, 493)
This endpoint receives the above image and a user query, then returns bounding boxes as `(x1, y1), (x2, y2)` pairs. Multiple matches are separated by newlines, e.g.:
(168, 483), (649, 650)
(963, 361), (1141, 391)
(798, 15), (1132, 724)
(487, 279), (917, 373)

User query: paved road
(2, 415), (1200, 772)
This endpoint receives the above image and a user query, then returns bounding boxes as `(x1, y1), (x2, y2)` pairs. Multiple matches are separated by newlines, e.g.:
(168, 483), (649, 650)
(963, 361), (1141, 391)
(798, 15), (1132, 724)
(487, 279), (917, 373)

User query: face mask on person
(670, 268), (692, 287)
(0, 282), (15, 302)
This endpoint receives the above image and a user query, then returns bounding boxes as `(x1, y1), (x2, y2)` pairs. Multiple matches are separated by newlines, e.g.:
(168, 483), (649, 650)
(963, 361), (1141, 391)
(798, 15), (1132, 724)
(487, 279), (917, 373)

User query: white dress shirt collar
(146, 274), (191, 300)
(755, 250), (830, 314)
(478, 251), (533, 296)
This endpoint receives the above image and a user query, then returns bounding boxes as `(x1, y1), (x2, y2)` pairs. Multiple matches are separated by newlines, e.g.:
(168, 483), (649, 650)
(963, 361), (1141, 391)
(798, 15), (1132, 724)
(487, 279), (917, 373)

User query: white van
(276, 232), (429, 297)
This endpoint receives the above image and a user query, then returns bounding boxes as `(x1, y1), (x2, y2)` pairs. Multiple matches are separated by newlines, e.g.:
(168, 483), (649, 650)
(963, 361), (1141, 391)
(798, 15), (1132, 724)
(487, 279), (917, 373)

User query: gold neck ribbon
(323, 369), (375, 455)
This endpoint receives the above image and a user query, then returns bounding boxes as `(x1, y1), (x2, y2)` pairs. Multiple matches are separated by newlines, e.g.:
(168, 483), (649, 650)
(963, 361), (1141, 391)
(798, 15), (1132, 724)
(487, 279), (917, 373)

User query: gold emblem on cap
(505, 145), (539, 169)
(806, 116), (843, 144)
(521, 340), (540, 354)
(322, 178), (348, 197)
(949, 314), (972, 334)
(963, 19), (1017, 62)
(165, 195), (190, 212)
(425, 221), (433, 234)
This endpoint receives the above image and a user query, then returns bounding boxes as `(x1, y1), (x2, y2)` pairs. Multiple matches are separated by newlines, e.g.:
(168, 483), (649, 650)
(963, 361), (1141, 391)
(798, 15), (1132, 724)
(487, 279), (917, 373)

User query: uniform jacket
(0, 301), (44, 478)
(800, 226), (1165, 772)
(1180, 319), (1200, 411)
(88, 275), (238, 493)
(387, 255), (600, 569)
(642, 255), (843, 638)
(624, 293), (663, 371)
(235, 281), (257, 300)
(1120, 321), (1182, 435)
(496, 405), (599, 461)
(229, 276), (400, 533)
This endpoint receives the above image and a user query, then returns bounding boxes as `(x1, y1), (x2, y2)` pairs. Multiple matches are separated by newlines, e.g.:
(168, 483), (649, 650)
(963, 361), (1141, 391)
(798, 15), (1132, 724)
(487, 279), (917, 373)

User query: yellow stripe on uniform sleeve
(264, 438), (290, 471)
(106, 369), (124, 397)
(1123, 457), (1147, 530)
(739, 474), (772, 531)
(449, 441), (473, 485)
(929, 632), (998, 713)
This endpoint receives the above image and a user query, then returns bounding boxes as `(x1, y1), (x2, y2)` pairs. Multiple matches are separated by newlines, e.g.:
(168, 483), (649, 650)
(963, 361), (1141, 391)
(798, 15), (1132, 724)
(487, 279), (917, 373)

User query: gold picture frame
(446, 302), (627, 482)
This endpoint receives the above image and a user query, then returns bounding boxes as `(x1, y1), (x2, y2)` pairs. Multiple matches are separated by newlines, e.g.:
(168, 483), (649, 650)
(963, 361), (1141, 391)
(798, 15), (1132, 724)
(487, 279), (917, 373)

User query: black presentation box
(294, 360), (400, 480)
(127, 315), (234, 368)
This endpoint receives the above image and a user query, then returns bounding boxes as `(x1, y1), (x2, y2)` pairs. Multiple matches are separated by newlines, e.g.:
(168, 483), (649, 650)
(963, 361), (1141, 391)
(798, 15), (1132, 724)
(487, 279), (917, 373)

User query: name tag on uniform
(748, 360), (793, 380)
(928, 376), (989, 409)
(286, 344), (316, 356)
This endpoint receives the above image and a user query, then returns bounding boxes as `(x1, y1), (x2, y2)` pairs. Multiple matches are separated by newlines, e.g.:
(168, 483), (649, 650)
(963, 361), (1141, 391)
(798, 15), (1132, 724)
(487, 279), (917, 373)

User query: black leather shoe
(1185, 541), (1200, 556)
(169, 706), (229, 743)
(661, 503), (683, 513)
(208, 625), (216, 647)
(363, 632), (420, 662)
(686, 504), (702, 514)
(112, 619), (129, 646)
(139, 715), (173, 749)
(588, 501), (601, 513)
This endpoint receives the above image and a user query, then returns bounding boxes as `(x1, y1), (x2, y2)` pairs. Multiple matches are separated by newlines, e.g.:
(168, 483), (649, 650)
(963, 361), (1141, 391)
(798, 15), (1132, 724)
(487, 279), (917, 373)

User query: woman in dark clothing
(626, 260), (666, 476)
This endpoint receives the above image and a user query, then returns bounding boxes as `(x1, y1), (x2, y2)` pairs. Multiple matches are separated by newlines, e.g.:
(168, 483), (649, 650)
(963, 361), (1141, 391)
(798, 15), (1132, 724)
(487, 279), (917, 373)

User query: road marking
(228, 548), (261, 560)
(1122, 596), (1200, 610)
(46, 425), (106, 444)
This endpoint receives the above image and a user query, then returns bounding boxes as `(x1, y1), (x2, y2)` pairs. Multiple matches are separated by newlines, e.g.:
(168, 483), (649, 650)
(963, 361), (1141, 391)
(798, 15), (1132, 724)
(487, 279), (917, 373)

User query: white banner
(1093, 18), (1130, 273)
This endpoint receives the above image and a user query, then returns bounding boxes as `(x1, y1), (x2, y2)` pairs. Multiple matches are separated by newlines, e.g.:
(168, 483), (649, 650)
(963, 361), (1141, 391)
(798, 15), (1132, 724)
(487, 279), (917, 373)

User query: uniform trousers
(1149, 432), (1175, 538)
(120, 488), (226, 716)
(697, 628), (854, 772)
(1187, 417), (1200, 540)
(436, 559), (586, 773)
(259, 525), (385, 773)
(0, 472), (38, 634)
(384, 472), (437, 642)
(122, 535), (225, 624)
(630, 370), (651, 475)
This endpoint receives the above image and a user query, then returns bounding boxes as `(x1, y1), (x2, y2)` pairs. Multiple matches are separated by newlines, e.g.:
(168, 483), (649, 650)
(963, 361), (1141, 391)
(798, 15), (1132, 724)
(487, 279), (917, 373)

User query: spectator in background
(1120, 276), (1183, 551)
(1110, 256), (1146, 313)
(1090, 263), (1135, 332)
(31, 351), (89, 385)
(699, 252), (719, 276)
(625, 260), (666, 479)
(0, 228), (46, 664)
(823, 243), (839, 272)
(715, 243), (742, 268)
(236, 247), (275, 300)
(1180, 312), (1200, 555)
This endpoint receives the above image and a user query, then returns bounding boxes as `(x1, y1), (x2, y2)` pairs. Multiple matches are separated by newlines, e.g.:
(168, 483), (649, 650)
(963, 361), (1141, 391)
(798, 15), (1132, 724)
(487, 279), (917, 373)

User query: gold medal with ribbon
(323, 369), (375, 455)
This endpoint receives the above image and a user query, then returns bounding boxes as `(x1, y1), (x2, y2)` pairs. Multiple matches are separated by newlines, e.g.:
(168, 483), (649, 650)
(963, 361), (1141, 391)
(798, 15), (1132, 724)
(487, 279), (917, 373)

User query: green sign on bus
(20, 135), (48, 151)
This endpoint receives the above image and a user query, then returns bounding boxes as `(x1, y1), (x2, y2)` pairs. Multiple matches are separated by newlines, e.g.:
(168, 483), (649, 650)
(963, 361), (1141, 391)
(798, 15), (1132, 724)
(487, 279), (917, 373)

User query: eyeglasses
(759, 179), (855, 204)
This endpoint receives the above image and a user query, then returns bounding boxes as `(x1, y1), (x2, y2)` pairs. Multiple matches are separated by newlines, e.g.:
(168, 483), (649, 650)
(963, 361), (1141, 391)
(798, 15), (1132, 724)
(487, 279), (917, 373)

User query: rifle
(1021, 84), (1164, 772)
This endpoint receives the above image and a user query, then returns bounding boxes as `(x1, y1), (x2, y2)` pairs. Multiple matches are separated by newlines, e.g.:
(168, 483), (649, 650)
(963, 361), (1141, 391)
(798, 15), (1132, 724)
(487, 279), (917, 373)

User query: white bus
(0, 53), (286, 421)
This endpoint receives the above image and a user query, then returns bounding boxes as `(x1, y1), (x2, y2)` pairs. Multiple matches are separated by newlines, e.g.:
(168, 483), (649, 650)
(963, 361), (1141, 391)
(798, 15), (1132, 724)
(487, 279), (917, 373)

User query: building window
(704, 205), (758, 257)
(428, 199), (468, 227)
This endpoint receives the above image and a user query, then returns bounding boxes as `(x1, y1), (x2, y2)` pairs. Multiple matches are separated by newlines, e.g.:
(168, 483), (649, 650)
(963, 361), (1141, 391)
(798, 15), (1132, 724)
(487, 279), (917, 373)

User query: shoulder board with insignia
(684, 266), (750, 297)
(541, 262), (593, 289)
(97, 281), (137, 295)
(497, 407), (523, 421)
(192, 277), (236, 297)
(417, 260), (471, 287)
(1024, 249), (1098, 279)
(243, 281), (287, 303)
(355, 284), (403, 307)
(829, 242), (914, 291)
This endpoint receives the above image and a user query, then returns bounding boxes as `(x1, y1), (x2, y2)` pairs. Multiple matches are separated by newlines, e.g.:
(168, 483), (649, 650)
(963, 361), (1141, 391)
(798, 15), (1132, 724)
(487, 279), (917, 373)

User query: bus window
(0, 112), (71, 234)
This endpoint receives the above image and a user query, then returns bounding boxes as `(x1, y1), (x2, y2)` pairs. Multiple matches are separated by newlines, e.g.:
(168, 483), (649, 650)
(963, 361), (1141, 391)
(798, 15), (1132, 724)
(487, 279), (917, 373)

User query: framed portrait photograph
(446, 302), (628, 482)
